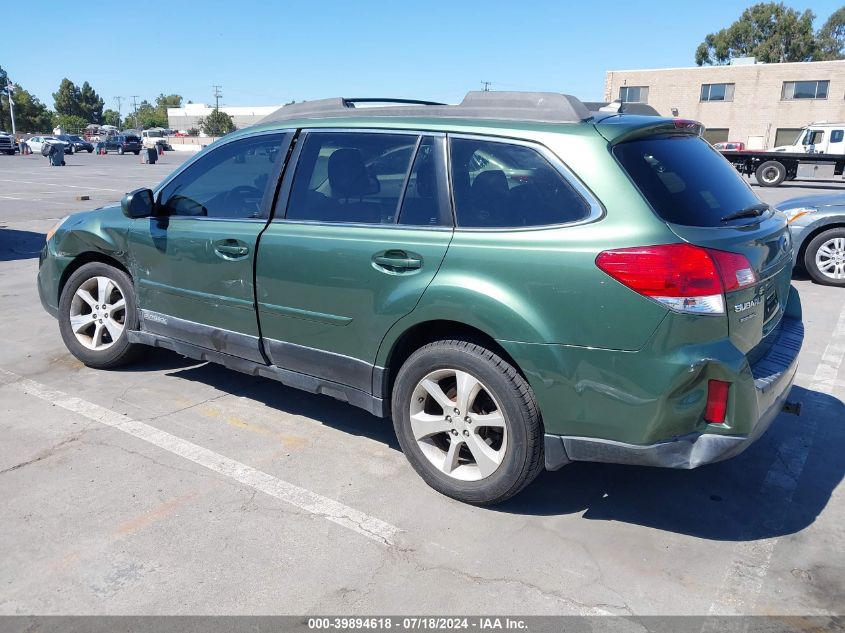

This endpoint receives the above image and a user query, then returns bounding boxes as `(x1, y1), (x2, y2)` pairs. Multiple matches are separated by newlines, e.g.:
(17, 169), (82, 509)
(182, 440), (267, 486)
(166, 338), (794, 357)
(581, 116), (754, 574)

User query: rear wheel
(391, 340), (544, 505)
(804, 228), (845, 286)
(58, 262), (141, 368)
(755, 160), (786, 187)
(133, 150), (140, 155)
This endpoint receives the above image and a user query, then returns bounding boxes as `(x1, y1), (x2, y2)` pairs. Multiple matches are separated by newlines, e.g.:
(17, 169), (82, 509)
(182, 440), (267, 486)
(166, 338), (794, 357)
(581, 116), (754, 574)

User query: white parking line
(0, 368), (401, 546)
(706, 300), (845, 618)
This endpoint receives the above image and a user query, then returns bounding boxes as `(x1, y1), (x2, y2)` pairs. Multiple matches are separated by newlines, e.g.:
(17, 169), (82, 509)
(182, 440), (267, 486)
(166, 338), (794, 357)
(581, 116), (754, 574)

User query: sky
(3, 0), (844, 114)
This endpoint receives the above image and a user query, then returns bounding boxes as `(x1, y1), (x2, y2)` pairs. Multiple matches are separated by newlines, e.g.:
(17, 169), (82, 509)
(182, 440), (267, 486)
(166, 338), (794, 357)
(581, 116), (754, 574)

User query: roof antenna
(481, 81), (492, 92)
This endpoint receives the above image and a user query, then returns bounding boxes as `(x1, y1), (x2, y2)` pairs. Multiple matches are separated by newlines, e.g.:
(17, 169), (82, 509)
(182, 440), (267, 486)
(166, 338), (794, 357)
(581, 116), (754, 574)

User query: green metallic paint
(126, 216), (263, 336)
(255, 222), (452, 365)
(37, 113), (802, 454)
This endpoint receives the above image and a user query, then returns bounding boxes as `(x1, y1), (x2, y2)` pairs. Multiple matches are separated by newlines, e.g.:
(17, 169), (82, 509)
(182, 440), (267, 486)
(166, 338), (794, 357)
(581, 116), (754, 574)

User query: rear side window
(832, 130), (844, 143)
(613, 135), (761, 227)
(286, 132), (418, 224)
(449, 138), (591, 228)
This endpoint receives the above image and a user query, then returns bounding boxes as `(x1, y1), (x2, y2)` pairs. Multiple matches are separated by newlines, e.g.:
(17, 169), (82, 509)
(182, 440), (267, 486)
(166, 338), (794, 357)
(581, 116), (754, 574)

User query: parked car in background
(713, 141), (745, 151)
(57, 134), (95, 153)
(778, 193), (845, 286)
(38, 92), (803, 504)
(141, 129), (173, 151)
(25, 136), (73, 155)
(0, 130), (16, 155)
(97, 134), (142, 155)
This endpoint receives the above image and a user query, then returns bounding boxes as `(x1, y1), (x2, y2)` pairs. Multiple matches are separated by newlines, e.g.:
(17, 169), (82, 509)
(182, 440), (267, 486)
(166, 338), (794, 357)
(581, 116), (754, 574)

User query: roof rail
(260, 91), (592, 125)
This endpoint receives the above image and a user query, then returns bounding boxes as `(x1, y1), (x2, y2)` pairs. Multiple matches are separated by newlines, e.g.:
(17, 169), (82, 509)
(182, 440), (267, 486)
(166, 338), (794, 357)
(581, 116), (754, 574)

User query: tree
(102, 109), (120, 127)
(155, 93), (182, 109)
(9, 88), (53, 132)
(52, 113), (88, 133)
(695, 3), (819, 65)
(53, 78), (84, 117)
(817, 7), (845, 60)
(0, 67), (52, 133)
(198, 109), (235, 136)
(79, 81), (104, 124)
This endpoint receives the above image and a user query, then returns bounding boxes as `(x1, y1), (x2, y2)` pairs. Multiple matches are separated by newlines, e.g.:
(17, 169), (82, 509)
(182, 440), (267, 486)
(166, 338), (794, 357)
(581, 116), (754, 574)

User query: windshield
(613, 135), (764, 227)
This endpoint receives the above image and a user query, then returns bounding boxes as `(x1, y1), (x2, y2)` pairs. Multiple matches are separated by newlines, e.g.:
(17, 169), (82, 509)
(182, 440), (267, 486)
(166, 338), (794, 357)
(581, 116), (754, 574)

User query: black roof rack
(260, 91), (592, 125)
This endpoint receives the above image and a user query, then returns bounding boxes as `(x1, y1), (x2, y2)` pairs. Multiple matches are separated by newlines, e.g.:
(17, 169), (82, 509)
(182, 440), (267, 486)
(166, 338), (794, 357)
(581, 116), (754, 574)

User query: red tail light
(595, 244), (757, 315)
(704, 379), (730, 424)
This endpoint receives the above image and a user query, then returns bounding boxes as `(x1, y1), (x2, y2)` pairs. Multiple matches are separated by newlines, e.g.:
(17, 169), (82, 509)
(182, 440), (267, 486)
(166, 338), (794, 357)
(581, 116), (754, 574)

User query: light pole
(6, 80), (16, 136)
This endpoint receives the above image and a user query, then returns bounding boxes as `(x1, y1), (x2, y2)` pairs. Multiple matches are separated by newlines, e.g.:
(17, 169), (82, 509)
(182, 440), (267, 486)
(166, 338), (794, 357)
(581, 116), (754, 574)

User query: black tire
(4, 150), (13, 156)
(117, 147), (124, 155)
(391, 339), (544, 505)
(755, 160), (786, 187)
(803, 227), (845, 287)
(133, 150), (140, 155)
(58, 262), (141, 368)
(87, 148), (93, 153)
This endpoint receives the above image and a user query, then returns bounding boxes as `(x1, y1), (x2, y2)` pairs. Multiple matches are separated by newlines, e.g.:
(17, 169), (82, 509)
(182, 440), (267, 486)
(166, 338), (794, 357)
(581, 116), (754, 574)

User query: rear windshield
(124, 135), (140, 142)
(613, 135), (761, 227)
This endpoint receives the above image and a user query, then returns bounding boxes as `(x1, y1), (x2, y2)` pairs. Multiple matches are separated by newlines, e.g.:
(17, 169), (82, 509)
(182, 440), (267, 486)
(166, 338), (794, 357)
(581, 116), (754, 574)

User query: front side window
(619, 86), (649, 103)
(449, 138), (591, 228)
(286, 132), (418, 224)
(158, 133), (284, 219)
(804, 130), (825, 145)
(782, 80), (829, 100)
(700, 83), (735, 102)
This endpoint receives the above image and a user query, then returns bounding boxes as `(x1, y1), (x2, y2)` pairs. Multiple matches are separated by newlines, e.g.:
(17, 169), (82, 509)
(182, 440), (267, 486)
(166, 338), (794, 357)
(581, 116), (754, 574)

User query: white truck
(0, 130), (16, 155)
(723, 122), (845, 186)
(140, 129), (173, 151)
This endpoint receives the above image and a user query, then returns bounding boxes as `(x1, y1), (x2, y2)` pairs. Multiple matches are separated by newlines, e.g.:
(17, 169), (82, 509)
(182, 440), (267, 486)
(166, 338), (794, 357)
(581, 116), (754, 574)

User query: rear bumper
(544, 316), (803, 470)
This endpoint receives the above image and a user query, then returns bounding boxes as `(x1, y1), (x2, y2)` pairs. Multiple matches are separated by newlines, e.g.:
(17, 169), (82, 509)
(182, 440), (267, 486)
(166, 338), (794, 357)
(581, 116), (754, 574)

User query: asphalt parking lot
(0, 151), (843, 616)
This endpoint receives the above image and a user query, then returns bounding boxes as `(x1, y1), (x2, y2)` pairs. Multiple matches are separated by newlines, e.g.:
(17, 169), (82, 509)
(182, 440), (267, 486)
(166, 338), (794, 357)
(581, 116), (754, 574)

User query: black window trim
(446, 132), (605, 232)
(271, 127), (454, 231)
(152, 129), (294, 222)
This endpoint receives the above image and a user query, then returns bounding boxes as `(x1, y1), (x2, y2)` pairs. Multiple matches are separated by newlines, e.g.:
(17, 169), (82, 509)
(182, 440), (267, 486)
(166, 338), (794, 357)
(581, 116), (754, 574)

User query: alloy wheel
(409, 368), (508, 481)
(815, 237), (845, 280)
(68, 276), (127, 351)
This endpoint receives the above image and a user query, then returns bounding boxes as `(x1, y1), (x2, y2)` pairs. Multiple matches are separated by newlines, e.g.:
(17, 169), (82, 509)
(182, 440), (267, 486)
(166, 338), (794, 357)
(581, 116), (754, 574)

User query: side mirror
(121, 188), (155, 218)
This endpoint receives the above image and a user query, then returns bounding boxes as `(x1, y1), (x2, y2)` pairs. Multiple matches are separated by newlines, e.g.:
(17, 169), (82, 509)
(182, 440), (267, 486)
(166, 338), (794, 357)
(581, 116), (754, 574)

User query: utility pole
(129, 95), (139, 129)
(113, 96), (123, 127)
(212, 85), (222, 111)
(481, 81), (492, 92)
(6, 80), (16, 136)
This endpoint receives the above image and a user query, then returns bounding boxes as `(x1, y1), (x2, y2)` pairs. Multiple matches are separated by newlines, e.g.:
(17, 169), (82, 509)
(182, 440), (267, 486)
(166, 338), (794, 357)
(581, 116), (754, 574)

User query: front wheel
(58, 262), (141, 368)
(117, 147), (124, 155)
(391, 340), (544, 505)
(133, 150), (140, 155)
(804, 228), (845, 286)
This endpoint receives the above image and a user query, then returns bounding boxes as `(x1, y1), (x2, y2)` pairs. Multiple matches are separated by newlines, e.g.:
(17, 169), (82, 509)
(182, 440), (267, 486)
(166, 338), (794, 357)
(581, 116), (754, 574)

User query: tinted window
(613, 135), (761, 227)
(450, 138), (591, 228)
(398, 138), (449, 226)
(832, 130), (844, 144)
(159, 134), (283, 219)
(286, 132), (417, 224)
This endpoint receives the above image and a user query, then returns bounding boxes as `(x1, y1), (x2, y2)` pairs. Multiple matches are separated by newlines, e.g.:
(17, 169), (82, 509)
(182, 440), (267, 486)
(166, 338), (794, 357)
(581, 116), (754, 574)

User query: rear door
(255, 130), (453, 392)
(612, 133), (793, 358)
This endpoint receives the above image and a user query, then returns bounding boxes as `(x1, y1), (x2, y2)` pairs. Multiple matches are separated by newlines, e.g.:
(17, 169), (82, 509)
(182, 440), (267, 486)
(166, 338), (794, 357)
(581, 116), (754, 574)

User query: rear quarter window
(613, 135), (761, 227)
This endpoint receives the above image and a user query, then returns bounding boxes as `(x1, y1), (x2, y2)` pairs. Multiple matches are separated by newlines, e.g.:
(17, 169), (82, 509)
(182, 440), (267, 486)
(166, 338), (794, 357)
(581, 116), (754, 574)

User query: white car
(25, 136), (73, 155)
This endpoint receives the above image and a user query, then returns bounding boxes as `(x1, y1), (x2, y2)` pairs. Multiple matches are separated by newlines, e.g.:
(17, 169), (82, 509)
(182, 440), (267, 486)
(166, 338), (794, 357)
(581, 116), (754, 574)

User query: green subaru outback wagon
(38, 92), (803, 504)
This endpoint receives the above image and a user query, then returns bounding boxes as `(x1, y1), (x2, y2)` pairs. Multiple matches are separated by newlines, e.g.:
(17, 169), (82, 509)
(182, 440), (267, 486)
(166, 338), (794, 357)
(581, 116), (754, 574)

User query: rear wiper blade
(720, 203), (770, 223)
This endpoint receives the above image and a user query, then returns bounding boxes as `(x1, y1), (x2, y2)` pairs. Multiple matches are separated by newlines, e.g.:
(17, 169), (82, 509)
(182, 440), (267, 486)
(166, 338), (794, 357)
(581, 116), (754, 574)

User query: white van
(773, 123), (845, 155)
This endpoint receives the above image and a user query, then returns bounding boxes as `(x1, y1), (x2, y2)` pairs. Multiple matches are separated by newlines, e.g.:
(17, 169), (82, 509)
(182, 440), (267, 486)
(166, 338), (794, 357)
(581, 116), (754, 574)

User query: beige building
(167, 103), (281, 132)
(604, 59), (845, 149)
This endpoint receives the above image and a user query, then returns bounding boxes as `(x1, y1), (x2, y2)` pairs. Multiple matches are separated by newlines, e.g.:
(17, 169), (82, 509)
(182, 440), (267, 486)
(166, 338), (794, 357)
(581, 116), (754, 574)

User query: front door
(256, 131), (453, 393)
(127, 131), (292, 362)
